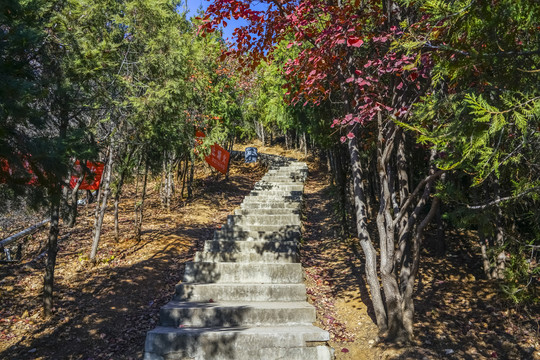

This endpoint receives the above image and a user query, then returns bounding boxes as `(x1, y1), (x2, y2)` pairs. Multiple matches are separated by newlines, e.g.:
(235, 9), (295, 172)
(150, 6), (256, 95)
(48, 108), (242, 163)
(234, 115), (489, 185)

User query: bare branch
(393, 169), (444, 227)
(467, 187), (539, 210)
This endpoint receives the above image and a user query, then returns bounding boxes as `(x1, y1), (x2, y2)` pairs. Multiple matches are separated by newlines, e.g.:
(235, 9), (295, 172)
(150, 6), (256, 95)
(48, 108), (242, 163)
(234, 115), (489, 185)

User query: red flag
(205, 144), (230, 174)
(69, 160), (104, 191)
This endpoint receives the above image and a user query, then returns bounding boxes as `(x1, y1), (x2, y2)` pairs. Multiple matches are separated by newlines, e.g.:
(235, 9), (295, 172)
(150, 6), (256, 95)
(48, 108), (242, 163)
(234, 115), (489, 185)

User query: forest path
(143, 159), (334, 359)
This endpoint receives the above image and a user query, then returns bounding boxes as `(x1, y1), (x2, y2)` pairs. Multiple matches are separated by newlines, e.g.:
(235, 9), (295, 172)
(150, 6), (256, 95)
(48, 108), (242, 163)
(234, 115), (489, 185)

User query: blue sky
(181, 0), (250, 41)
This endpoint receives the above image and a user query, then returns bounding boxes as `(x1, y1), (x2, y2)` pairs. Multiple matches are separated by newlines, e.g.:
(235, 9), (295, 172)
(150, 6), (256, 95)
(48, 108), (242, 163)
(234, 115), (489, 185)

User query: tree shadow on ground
(300, 164), (377, 325)
(1, 227), (199, 360)
(0, 159), (267, 360)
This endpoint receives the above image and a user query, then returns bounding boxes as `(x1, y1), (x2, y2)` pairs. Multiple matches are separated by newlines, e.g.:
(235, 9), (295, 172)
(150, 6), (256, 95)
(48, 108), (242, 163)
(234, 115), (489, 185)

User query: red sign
(69, 161), (104, 190)
(205, 144), (230, 174)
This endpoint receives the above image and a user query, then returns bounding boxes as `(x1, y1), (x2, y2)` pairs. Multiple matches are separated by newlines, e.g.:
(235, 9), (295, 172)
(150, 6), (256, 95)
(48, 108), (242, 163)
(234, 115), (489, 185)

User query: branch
(467, 187), (539, 210)
(393, 169), (444, 227)
(423, 43), (540, 58)
(269, 0), (319, 50)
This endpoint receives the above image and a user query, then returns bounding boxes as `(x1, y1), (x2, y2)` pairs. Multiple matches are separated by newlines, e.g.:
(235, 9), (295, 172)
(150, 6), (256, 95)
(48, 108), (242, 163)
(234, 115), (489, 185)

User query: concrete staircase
(144, 161), (334, 360)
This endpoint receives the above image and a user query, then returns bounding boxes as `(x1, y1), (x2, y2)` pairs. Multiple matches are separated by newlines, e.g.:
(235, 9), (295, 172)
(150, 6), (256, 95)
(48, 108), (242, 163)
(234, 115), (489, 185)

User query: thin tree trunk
(134, 153), (143, 198)
(225, 136), (234, 180)
(375, 117), (405, 342)
(348, 134), (388, 333)
(187, 152), (194, 198)
(166, 155), (173, 210)
(90, 147), (114, 262)
(401, 196), (440, 339)
(494, 181), (506, 279)
(181, 156), (188, 199)
(303, 132), (308, 157)
(113, 145), (136, 241)
(43, 186), (60, 317)
(480, 230), (493, 279)
(160, 152), (167, 207)
(393, 149), (442, 342)
(135, 157), (149, 241)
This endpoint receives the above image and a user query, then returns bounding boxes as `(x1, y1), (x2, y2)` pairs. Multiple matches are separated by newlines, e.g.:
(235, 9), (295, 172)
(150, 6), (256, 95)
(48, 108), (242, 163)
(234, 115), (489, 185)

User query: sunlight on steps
(143, 157), (334, 360)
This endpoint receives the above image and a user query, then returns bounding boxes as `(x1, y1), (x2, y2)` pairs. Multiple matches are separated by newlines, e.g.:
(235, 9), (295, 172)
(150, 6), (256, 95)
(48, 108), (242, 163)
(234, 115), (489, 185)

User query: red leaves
(347, 36), (364, 47)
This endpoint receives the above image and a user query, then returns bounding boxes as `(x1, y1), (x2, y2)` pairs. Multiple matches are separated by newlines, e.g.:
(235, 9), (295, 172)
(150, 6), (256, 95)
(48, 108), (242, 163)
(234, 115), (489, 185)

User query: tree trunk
(480, 230), (494, 280)
(348, 134), (388, 333)
(113, 145), (136, 241)
(181, 156), (188, 199)
(225, 136), (234, 180)
(43, 186), (60, 317)
(374, 116), (407, 342)
(303, 132), (308, 157)
(166, 155), (173, 210)
(392, 149), (442, 343)
(187, 152), (194, 198)
(494, 182), (506, 279)
(160, 152), (167, 207)
(90, 147), (114, 262)
(135, 157), (149, 241)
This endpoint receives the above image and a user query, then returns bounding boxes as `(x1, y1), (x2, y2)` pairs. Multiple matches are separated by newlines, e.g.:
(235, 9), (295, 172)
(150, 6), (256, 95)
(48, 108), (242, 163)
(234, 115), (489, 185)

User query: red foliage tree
(201, 0), (443, 342)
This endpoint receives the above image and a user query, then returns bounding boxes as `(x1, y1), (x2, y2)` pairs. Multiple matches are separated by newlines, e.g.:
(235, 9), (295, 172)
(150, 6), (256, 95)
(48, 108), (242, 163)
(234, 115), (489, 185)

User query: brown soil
(0, 159), (266, 359)
(1, 143), (539, 360)
(298, 158), (539, 360)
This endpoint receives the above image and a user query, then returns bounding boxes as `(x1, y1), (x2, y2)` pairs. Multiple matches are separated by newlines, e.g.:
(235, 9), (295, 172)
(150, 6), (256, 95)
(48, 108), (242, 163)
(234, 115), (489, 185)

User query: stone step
(204, 239), (298, 253)
(159, 301), (315, 327)
(258, 346), (334, 360)
(242, 195), (303, 204)
(260, 176), (304, 182)
(174, 283), (307, 302)
(183, 262), (303, 284)
(214, 226), (301, 241)
(264, 174), (306, 180)
(227, 214), (301, 226)
(195, 251), (299, 263)
(240, 201), (301, 210)
(249, 190), (304, 198)
(213, 229), (300, 242)
(234, 208), (300, 216)
(254, 183), (305, 191)
(144, 325), (330, 360)
(220, 224), (301, 234)
(143, 160), (334, 360)
(266, 169), (307, 174)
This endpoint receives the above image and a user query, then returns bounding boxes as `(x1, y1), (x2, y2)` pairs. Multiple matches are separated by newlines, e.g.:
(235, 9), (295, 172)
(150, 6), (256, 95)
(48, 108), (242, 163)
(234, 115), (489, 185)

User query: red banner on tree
(69, 161), (104, 191)
(193, 130), (229, 174)
(205, 144), (230, 174)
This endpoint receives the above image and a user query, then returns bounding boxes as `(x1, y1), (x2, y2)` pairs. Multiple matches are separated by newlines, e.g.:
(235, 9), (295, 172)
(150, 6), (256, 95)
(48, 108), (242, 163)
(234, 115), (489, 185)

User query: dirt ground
(1, 142), (539, 360)
(298, 157), (539, 360)
(0, 158), (266, 359)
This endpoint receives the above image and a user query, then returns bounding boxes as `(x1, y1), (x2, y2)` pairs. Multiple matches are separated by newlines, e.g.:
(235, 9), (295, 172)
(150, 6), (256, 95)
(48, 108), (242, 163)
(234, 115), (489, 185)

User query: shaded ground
(299, 158), (539, 360)
(300, 161), (383, 360)
(0, 159), (266, 360)
(1, 142), (539, 360)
